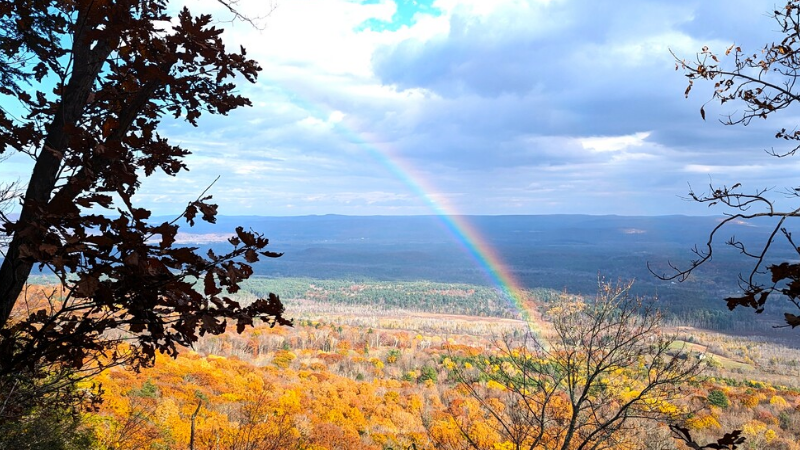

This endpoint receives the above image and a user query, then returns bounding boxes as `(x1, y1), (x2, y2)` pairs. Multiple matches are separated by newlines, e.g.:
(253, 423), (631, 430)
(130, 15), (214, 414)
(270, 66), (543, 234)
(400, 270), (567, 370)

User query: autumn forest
(2, 276), (799, 450)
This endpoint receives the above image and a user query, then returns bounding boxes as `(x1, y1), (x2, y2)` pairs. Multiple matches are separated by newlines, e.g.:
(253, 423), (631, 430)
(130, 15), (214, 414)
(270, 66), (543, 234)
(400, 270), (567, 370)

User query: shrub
(386, 349), (401, 364)
(708, 389), (730, 409)
(770, 395), (790, 409)
(418, 366), (438, 384)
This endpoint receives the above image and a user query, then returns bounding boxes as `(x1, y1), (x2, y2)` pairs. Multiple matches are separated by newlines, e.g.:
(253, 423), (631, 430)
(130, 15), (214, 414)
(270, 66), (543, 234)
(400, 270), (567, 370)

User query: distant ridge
(142, 214), (782, 296)
(7, 214), (784, 328)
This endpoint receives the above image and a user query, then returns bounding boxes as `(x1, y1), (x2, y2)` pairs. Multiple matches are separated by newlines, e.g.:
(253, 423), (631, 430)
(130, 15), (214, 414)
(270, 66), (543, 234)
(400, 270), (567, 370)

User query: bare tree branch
(663, 1), (800, 328)
(214, 0), (277, 30)
(438, 280), (703, 450)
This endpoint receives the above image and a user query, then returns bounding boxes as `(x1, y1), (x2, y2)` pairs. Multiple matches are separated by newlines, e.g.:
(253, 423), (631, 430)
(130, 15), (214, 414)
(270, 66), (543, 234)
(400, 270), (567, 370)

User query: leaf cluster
(670, 425), (745, 450)
(0, 0), (289, 375)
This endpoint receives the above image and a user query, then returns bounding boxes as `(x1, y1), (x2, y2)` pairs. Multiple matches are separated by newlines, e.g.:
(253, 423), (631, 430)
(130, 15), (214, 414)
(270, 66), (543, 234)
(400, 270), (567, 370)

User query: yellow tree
(196, 388), (301, 450)
(447, 281), (702, 450)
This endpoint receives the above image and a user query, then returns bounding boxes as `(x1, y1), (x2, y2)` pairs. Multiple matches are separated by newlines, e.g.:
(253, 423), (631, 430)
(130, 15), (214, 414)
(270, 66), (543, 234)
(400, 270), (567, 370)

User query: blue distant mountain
(155, 214), (785, 303)
(13, 214), (786, 330)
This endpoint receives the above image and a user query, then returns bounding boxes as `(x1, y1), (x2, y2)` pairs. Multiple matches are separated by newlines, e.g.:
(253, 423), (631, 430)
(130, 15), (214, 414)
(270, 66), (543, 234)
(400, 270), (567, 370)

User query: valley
(81, 276), (800, 450)
(12, 215), (800, 449)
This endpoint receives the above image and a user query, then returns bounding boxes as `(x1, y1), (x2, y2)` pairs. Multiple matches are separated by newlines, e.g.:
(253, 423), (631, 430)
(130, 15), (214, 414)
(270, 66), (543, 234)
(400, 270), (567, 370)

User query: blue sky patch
(356, 0), (442, 32)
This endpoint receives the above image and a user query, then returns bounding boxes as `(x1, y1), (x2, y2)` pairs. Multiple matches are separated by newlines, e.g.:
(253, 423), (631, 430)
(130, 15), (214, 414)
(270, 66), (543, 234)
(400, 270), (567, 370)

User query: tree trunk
(0, 13), (117, 327)
(189, 399), (202, 450)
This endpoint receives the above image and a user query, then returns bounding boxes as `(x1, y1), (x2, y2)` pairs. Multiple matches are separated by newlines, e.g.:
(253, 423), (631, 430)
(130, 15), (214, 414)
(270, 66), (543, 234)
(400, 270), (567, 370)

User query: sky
(6, 0), (800, 217)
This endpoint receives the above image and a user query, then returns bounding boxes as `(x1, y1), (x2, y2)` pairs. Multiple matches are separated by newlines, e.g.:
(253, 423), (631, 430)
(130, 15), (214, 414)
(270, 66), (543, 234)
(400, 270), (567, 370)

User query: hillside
(83, 280), (800, 450)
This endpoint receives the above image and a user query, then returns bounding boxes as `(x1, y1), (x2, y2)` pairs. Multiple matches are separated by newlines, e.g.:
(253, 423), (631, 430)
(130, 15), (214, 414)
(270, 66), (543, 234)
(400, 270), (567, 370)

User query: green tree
(707, 390), (729, 409)
(0, 365), (98, 450)
(418, 365), (438, 384)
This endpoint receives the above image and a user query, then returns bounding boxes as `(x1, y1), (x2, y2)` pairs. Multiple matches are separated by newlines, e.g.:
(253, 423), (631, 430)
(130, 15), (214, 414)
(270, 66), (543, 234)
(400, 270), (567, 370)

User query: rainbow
(339, 128), (534, 324)
(268, 84), (534, 324)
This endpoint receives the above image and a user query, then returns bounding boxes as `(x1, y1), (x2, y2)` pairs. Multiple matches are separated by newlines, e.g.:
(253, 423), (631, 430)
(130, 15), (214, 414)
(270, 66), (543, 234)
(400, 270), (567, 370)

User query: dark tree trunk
(0, 10), (115, 327)
(189, 399), (202, 450)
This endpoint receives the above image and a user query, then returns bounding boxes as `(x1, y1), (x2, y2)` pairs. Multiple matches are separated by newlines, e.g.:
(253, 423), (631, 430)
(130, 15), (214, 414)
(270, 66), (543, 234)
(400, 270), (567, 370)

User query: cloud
(580, 132), (651, 153)
(371, 0), (697, 96)
(113, 0), (800, 216)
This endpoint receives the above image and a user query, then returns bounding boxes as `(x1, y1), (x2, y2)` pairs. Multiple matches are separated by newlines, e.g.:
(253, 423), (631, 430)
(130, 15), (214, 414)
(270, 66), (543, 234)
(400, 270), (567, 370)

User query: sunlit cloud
(580, 132), (651, 153)
(97, 0), (797, 216)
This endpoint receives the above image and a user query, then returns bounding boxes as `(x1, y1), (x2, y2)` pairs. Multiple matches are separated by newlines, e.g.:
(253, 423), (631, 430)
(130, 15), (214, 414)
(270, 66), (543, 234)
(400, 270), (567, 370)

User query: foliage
(0, 409), (96, 450)
(78, 299), (800, 449)
(0, 364), (98, 450)
(387, 349), (402, 364)
(662, 0), (800, 329)
(0, 0), (290, 377)
(87, 350), (429, 450)
(670, 426), (745, 450)
(244, 278), (520, 319)
(440, 280), (703, 450)
(418, 366), (438, 384)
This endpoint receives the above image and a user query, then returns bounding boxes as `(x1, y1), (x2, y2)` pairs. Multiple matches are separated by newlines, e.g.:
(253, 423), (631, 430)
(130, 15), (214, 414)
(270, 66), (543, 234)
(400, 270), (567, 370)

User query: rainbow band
(332, 125), (533, 326)
(265, 82), (532, 325)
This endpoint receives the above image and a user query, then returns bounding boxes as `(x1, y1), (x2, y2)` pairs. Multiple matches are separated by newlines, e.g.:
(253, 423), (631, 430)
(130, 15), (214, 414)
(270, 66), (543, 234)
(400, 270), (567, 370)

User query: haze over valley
(148, 213), (792, 333)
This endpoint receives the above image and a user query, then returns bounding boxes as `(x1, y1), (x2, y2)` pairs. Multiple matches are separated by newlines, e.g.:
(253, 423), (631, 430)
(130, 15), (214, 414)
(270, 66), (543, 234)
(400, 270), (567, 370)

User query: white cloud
(122, 0), (796, 216)
(683, 164), (766, 174)
(580, 132), (651, 153)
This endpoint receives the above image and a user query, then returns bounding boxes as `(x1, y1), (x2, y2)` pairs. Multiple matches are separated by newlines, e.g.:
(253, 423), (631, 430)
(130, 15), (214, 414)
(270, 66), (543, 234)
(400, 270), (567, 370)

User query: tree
(441, 281), (702, 450)
(0, 361), (99, 450)
(659, 0), (800, 329)
(0, 0), (290, 377)
(197, 389), (300, 450)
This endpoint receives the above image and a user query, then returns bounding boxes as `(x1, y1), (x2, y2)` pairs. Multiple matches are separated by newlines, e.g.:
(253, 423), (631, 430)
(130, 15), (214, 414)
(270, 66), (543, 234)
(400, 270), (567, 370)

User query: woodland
(13, 279), (800, 450)
(4, 0), (800, 449)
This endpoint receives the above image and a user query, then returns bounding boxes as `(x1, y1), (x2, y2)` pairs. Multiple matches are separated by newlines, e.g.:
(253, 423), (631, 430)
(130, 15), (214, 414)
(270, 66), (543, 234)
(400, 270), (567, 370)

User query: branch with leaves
(0, 0), (290, 377)
(670, 425), (745, 450)
(662, 0), (800, 328)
